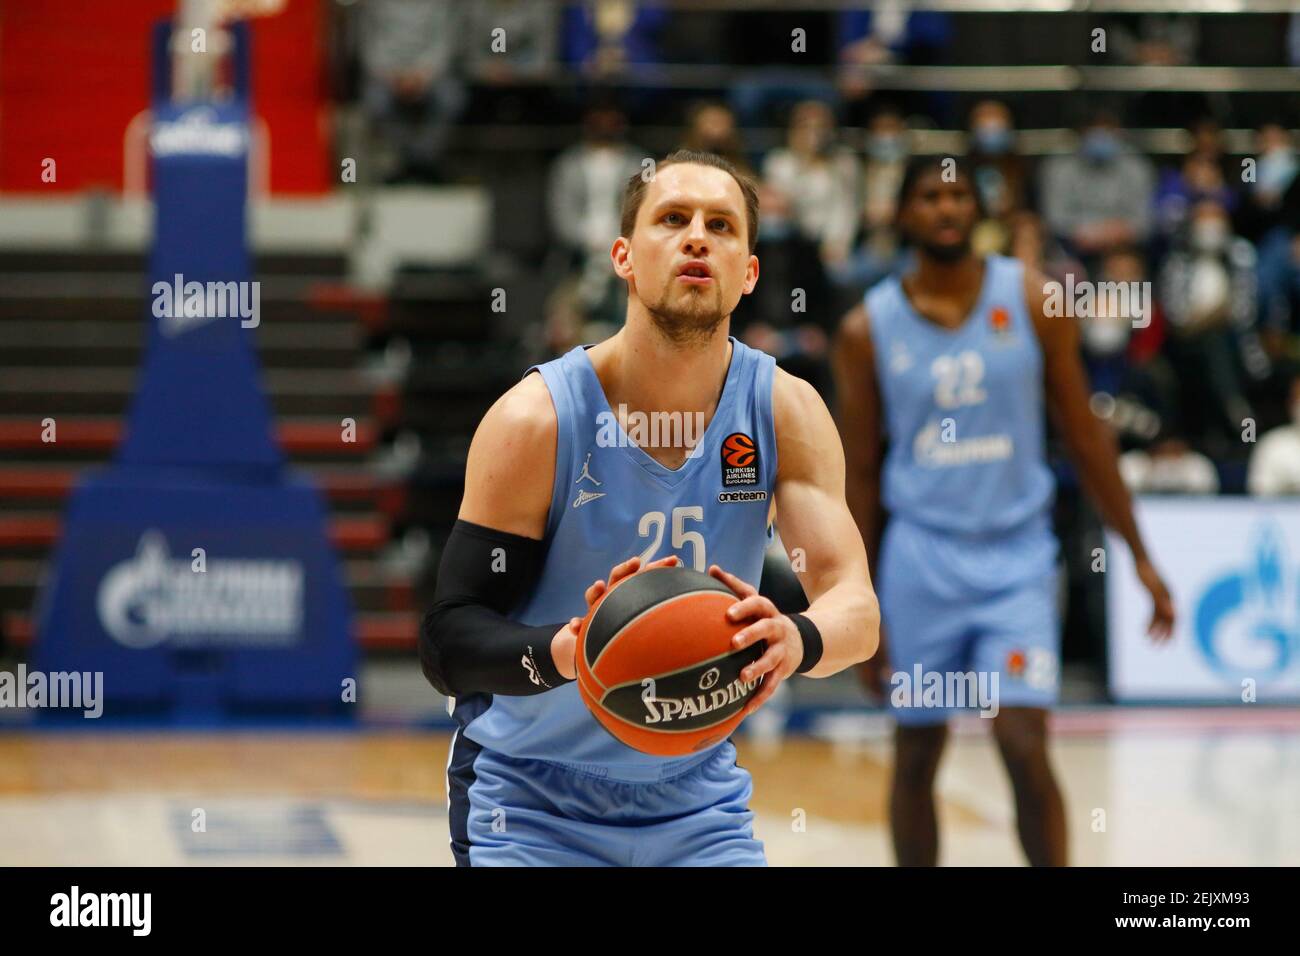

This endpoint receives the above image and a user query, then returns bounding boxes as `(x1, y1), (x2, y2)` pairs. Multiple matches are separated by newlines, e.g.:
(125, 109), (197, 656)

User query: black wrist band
(788, 613), (824, 674)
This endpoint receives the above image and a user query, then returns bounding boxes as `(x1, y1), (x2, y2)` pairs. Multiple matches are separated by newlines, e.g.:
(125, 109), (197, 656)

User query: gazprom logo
(96, 531), (303, 649)
(150, 106), (247, 158)
(1194, 526), (1299, 680)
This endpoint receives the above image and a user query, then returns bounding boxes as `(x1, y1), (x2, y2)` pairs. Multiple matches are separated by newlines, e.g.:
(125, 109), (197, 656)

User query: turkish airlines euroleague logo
(721, 432), (759, 486)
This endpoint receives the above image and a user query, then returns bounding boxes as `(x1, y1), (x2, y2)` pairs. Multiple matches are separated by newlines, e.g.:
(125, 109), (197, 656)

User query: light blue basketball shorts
(447, 735), (766, 867)
(878, 518), (1062, 725)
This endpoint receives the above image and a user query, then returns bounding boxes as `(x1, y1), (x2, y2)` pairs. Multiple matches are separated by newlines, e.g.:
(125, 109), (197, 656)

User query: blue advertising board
(34, 20), (355, 718)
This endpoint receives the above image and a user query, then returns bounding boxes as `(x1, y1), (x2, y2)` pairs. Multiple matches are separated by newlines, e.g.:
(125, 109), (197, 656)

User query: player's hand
(552, 619), (580, 681)
(552, 554), (681, 681)
(1136, 557), (1175, 643)
(855, 624), (891, 703)
(583, 554), (680, 612)
(709, 564), (802, 718)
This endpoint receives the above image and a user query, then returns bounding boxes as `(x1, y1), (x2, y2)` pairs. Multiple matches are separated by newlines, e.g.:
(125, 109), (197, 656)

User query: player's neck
(593, 317), (734, 421)
(913, 253), (985, 295)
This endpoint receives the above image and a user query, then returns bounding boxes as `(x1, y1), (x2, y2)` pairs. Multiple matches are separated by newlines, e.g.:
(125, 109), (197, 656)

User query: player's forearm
(800, 580), (880, 678)
(1068, 426), (1150, 565)
(420, 604), (570, 697)
(418, 519), (573, 698)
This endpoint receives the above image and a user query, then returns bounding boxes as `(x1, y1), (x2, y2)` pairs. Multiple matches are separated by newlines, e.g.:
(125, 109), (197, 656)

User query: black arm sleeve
(418, 520), (572, 698)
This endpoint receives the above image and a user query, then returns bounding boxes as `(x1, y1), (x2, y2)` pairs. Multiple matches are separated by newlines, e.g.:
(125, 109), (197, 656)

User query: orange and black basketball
(575, 566), (765, 756)
(722, 432), (756, 468)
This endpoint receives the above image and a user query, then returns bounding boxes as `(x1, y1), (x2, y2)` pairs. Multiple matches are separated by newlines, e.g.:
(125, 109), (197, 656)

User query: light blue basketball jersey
(865, 255), (1057, 589)
(455, 338), (778, 783)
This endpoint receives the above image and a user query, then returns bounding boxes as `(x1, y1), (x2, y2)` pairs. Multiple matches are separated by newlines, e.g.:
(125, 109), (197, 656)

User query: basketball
(575, 566), (765, 756)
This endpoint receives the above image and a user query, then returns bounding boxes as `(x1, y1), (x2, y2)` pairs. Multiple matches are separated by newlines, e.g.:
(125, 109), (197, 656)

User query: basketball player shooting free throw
(420, 150), (880, 866)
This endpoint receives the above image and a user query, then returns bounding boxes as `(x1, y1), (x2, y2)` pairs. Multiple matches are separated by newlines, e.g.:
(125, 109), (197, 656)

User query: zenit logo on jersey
(721, 432), (759, 486)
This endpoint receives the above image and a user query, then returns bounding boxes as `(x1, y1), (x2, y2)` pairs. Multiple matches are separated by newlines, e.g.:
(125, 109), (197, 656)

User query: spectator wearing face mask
(1234, 124), (1300, 342)
(738, 99), (855, 381)
(1155, 147), (1238, 247)
(1244, 125), (1300, 219)
(761, 99), (860, 275)
(1159, 199), (1263, 452)
(840, 105), (911, 287)
(1040, 110), (1156, 268)
(861, 106), (909, 202)
(1247, 372), (1300, 496)
(1080, 248), (1173, 451)
(798, 105), (912, 296)
(759, 98), (863, 254)
(544, 105), (646, 348)
(966, 99), (1032, 255)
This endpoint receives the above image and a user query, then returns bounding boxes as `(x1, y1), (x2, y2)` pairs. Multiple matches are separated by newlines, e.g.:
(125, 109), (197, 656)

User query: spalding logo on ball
(575, 566), (766, 756)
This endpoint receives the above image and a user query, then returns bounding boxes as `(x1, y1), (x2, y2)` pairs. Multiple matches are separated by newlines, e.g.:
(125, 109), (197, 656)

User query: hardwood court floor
(1, 709), (1296, 866)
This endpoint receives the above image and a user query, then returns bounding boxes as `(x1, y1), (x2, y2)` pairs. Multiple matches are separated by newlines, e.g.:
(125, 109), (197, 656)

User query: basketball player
(834, 156), (1175, 866)
(420, 150), (880, 866)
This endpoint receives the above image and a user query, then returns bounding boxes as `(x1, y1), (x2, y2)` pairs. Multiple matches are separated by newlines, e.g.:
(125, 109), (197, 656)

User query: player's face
(899, 170), (980, 263)
(616, 163), (758, 343)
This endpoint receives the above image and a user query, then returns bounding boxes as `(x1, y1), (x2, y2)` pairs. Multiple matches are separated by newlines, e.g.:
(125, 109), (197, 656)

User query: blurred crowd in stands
(350, 1), (1300, 499)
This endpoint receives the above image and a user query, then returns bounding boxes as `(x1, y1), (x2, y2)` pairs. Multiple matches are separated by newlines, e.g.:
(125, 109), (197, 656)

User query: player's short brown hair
(620, 149), (760, 253)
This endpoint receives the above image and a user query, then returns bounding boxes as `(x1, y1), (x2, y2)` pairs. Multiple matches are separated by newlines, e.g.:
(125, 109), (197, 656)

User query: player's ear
(611, 236), (633, 280)
(741, 253), (759, 295)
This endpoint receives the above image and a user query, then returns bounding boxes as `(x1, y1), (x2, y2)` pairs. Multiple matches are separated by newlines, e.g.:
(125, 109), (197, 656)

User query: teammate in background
(421, 150), (879, 866)
(835, 156), (1175, 866)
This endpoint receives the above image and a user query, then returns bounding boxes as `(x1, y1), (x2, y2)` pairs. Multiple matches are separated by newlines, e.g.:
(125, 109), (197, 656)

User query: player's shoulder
(834, 300), (878, 371)
(473, 371), (558, 456)
(838, 299), (873, 341)
(840, 267), (905, 349)
(1013, 258), (1052, 311)
(499, 370), (558, 424)
(1015, 261), (1067, 345)
(772, 366), (833, 437)
(460, 371), (558, 534)
(771, 367), (843, 480)
(773, 365), (824, 411)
